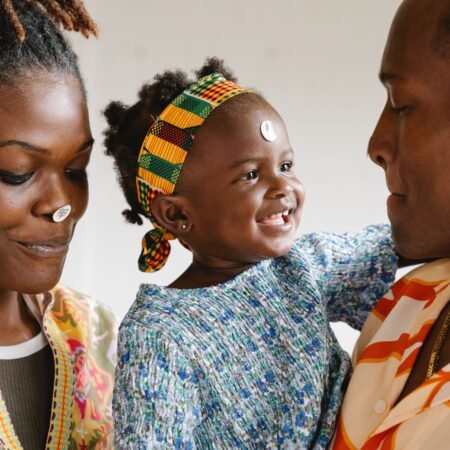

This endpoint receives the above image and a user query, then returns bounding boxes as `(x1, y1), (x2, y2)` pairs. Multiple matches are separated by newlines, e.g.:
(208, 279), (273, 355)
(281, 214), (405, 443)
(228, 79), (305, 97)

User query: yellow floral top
(0, 285), (117, 450)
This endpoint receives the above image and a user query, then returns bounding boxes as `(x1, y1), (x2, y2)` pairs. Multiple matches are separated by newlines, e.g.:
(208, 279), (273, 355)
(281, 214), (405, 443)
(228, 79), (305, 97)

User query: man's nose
(367, 103), (395, 171)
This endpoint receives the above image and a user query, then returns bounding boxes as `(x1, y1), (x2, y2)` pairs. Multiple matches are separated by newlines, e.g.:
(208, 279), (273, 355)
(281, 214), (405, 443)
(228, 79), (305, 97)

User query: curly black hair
(0, 0), (96, 87)
(103, 57), (240, 226)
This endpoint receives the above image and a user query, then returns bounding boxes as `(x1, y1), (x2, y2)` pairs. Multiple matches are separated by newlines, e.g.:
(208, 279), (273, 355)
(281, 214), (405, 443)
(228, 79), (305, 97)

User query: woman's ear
(151, 194), (191, 235)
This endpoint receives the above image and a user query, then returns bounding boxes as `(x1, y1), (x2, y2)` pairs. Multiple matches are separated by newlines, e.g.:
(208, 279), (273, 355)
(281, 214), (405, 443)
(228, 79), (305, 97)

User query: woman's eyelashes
(0, 169), (33, 185)
(0, 167), (88, 186)
(65, 168), (88, 182)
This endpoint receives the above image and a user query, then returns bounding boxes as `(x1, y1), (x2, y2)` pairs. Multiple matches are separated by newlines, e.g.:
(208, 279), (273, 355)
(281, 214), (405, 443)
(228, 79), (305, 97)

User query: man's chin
(393, 228), (448, 261)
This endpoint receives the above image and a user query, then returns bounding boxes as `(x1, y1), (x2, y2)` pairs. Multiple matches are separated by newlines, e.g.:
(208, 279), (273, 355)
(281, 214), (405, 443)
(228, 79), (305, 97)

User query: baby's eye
(280, 161), (294, 173)
(240, 170), (258, 181)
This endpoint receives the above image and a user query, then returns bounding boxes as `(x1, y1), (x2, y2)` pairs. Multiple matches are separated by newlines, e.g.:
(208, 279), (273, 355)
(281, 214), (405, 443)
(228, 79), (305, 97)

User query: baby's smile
(257, 208), (294, 226)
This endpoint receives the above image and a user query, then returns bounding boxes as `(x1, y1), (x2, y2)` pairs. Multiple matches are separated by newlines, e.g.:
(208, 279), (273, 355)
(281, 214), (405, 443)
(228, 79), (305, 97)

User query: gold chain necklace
(426, 309), (450, 379)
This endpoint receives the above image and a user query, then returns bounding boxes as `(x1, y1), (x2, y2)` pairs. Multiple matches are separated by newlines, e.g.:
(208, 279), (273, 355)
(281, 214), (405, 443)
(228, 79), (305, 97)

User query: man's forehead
(389, 0), (449, 45)
(381, 0), (448, 76)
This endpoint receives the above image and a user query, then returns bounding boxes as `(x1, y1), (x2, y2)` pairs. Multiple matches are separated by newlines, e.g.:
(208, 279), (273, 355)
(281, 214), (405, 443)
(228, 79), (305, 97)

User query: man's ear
(151, 194), (191, 235)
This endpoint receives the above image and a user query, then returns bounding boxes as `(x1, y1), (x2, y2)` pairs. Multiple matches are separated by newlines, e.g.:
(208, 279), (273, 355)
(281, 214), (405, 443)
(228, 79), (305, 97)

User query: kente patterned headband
(136, 72), (249, 272)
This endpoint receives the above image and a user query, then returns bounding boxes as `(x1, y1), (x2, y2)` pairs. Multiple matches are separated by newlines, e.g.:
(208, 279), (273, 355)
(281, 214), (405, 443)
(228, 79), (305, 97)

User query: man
(332, 0), (450, 448)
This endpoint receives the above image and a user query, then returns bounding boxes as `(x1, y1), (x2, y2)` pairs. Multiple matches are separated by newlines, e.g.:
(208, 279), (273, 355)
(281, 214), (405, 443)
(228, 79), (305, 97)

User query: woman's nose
(31, 173), (71, 221)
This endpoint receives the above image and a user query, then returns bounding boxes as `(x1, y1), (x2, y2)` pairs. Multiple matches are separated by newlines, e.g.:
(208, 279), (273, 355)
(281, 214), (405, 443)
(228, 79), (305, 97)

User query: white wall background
(61, 0), (403, 353)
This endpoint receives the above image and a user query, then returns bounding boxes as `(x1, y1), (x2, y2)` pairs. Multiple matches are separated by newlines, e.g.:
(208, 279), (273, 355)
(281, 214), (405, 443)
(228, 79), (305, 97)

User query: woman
(0, 1), (115, 449)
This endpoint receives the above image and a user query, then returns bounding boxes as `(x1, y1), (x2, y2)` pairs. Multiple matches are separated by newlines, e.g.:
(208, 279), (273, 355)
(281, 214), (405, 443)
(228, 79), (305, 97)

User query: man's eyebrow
(0, 137), (95, 154)
(379, 71), (407, 84)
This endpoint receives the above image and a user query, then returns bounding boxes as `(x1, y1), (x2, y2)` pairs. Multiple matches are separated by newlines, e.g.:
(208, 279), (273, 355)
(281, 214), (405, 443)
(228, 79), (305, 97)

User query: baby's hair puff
(103, 57), (237, 227)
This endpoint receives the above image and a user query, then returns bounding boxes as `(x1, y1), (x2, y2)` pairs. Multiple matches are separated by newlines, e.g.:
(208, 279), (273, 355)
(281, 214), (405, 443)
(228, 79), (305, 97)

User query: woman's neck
(0, 290), (41, 346)
(169, 258), (257, 289)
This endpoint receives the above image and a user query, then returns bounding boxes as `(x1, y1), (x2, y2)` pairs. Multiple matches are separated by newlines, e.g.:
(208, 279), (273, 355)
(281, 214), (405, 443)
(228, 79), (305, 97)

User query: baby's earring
(181, 223), (188, 231)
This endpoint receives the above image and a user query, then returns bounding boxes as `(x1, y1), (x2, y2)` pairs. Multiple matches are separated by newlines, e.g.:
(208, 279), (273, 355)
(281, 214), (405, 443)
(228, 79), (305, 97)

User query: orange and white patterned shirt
(0, 285), (117, 450)
(332, 259), (450, 450)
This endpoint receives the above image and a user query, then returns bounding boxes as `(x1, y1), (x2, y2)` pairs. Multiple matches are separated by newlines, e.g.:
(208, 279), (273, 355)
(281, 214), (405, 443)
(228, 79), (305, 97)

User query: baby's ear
(151, 194), (191, 235)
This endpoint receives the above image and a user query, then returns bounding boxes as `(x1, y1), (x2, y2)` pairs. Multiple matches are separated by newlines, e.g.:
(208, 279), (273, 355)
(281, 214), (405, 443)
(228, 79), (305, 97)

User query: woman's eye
(240, 170), (258, 181)
(280, 161), (294, 173)
(0, 170), (33, 185)
(65, 168), (88, 182)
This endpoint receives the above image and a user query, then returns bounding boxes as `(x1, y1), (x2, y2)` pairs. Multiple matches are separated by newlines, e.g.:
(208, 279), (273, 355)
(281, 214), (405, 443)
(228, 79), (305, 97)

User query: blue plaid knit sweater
(114, 225), (397, 449)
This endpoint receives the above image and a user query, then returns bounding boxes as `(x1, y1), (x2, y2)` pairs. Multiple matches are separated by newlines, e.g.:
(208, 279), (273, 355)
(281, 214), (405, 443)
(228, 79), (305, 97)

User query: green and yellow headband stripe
(136, 72), (249, 272)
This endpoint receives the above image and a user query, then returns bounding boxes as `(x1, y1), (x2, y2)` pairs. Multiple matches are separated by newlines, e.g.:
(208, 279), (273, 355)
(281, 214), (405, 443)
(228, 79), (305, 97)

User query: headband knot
(136, 72), (249, 272)
(138, 227), (174, 273)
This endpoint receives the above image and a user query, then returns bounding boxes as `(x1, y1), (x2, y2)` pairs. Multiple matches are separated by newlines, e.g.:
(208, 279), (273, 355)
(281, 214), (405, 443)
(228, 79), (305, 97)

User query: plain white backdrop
(61, 0), (404, 353)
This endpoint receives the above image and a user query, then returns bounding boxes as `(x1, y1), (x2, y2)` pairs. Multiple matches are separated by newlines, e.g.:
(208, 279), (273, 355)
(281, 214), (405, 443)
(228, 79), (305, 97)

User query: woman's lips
(14, 239), (69, 258)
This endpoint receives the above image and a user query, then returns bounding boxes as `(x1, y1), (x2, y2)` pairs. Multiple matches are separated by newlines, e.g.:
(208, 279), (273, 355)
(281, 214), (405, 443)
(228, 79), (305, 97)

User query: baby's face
(178, 95), (305, 265)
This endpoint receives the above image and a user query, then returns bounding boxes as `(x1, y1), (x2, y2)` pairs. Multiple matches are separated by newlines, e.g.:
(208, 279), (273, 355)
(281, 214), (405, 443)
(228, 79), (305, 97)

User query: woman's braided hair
(1, 0), (97, 41)
(0, 0), (97, 87)
(103, 57), (237, 226)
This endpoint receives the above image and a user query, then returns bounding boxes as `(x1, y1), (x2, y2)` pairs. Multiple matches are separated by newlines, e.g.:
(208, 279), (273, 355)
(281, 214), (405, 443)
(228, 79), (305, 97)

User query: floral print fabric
(114, 225), (397, 449)
(0, 285), (117, 450)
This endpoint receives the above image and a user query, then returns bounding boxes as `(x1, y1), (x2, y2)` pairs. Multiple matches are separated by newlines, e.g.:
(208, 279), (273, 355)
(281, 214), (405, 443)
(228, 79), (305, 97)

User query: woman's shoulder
(50, 284), (116, 324)
(48, 285), (117, 349)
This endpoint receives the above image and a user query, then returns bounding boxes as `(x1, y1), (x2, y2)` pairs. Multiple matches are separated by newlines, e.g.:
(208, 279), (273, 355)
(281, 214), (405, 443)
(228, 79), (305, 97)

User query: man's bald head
(367, 0), (450, 259)
(433, 1), (450, 57)
(395, 0), (450, 57)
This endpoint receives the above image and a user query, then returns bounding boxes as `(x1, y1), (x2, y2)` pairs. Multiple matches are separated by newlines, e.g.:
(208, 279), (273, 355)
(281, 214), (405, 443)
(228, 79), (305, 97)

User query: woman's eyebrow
(0, 140), (48, 153)
(79, 138), (95, 152)
(0, 137), (95, 153)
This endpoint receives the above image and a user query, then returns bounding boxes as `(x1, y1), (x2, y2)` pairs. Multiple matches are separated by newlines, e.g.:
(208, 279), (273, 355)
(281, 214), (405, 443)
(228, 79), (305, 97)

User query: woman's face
(0, 73), (92, 295)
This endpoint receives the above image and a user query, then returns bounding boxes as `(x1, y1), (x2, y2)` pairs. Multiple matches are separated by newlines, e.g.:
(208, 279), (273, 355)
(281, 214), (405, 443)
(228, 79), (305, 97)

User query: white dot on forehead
(260, 120), (277, 142)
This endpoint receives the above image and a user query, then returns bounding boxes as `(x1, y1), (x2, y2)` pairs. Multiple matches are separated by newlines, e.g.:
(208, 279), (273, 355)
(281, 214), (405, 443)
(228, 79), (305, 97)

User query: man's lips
(386, 178), (406, 197)
(390, 192), (406, 197)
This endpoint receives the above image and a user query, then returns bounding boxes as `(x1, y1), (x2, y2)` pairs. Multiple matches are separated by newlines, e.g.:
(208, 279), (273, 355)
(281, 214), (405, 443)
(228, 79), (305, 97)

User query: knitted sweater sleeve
(113, 320), (201, 449)
(297, 224), (398, 330)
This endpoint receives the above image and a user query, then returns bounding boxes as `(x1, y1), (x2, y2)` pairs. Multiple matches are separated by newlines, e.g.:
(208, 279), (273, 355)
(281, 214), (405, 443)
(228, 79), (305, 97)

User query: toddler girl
(104, 59), (397, 449)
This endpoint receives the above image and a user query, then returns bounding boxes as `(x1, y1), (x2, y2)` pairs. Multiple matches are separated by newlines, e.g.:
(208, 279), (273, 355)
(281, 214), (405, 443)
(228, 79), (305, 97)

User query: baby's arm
(299, 224), (397, 329)
(114, 321), (201, 449)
